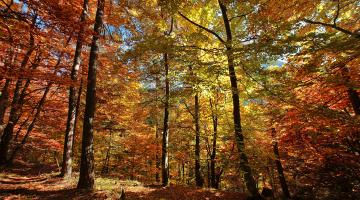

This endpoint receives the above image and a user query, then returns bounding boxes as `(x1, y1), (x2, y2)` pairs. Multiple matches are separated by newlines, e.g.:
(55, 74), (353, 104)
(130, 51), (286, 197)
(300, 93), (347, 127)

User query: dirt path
(0, 173), (247, 200)
(0, 173), (107, 200)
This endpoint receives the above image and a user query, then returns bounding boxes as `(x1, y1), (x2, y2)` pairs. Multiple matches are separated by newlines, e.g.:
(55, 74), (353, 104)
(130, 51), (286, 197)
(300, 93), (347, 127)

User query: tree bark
(271, 128), (290, 199)
(218, 1), (261, 198)
(61, 0), (89, 178)
(194, 92), (203, 187)
(0, 79), (11, 125)
(155, 118), (160, 182)
(155, 74), (161, 183)
(348, 88), (360, 116)
(161, 53), (170, 187)
(101, 131), (112, 174)
(209, 98), (218, 189)
(77, 0), (104, 190)
(0, 31), (35, 164)
(8, 83), (52, 163)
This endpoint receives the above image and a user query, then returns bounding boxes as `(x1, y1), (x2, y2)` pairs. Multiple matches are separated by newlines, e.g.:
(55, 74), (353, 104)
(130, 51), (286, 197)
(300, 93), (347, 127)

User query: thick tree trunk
(194, 92), (203, 187)
(61, 0), (89, 178)
(77, 0), (104, 190)
(161, 53), (170, 187)
(218, 1), (260, 198)
(209, 98), (218, 189)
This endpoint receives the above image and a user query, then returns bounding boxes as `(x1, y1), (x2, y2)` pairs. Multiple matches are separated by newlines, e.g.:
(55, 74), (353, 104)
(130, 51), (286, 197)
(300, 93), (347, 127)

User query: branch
(303, 19), (360, 38)
(228, 11), (252, 22)
(182, 100), (195, 119)
(165, 17), (174, 36)
(178, 12), (225, 44)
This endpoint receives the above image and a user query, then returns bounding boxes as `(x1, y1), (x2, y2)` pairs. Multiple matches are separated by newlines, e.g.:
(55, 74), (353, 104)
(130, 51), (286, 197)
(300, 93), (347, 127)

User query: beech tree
(61, 0), (89, 178)
(77, 0), (105, 190)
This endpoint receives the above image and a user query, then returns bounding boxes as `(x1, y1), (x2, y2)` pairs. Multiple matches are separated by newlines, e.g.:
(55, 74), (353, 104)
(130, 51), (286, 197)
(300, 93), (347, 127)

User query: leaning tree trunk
(0, 79), (11, 125)
(271, 128), (290, 199)
(8, 83), (52, 163)
(0, 23), (16, 130)
(0, 31), (35, 164)
(77, 0), (104, 190)
(61, 0), (89, 178)
(218, 1), (261, 198)
(161, 53), (170, 187)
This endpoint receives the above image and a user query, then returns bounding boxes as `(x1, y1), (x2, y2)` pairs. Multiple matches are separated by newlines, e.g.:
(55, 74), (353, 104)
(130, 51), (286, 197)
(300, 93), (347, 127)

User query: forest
(0, 0), (359, 199)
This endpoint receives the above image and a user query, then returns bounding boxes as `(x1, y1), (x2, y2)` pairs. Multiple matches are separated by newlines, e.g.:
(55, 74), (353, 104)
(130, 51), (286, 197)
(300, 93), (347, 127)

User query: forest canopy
(0, 0), (359, 199)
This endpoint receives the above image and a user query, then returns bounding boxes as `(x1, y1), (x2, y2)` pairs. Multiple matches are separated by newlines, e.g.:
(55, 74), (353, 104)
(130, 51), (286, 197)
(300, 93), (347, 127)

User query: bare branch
(303, 19), (360, 38)
(228, 11), (252, 22)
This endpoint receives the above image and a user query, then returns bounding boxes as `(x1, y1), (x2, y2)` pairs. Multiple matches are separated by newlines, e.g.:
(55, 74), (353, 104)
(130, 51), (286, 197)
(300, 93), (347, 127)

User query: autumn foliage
(0, 0), (359, 199)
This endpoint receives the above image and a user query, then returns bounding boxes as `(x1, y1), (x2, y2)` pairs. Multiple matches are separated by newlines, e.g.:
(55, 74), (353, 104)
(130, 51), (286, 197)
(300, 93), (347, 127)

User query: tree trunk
(155, 74), (161, 182)
(101, 131), (112, 174)
(209, 98), (218, 188)
(61, 0), (89, 178)
(267, 158), (276, 199)
(161, 53), (170, 187)
(0, 79), (11, 126)
(0, 32), (35, 164)
(194, 92), (203, 187)
(8, 83), (52, 163)
(155, 119), (160, 182)
(77, 0), (104, 190)
(218, 1), (260, 198)
(271, 128), (290, 199)
(347, 87), (360, 115)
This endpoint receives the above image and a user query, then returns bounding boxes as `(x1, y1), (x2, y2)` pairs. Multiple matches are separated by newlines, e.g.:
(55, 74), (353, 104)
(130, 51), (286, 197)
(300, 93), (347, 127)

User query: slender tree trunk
(8, 83), (52, 163)
(101, 131), (112, 174)
(155, 75), (161, 183)
(181, 161), (185, 181)
(271, 128), (290, 199)
(155, 120), (160, 182)
(61, 0), (89, 178)
(209, 98), (218, 188)
(0, 24), (16, 127)
(0, 79), (11, 125)
(77, 0), (104, 190)
(189, 66), (203, 187)
(218, 1), (260, 198)
(194, 92), (203, 187)
(162, 53), (170, 186)
(0, 32), (35, 164)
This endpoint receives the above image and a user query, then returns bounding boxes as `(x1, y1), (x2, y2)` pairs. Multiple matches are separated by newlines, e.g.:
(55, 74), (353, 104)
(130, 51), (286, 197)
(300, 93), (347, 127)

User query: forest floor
(0, 160), (246, 200)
